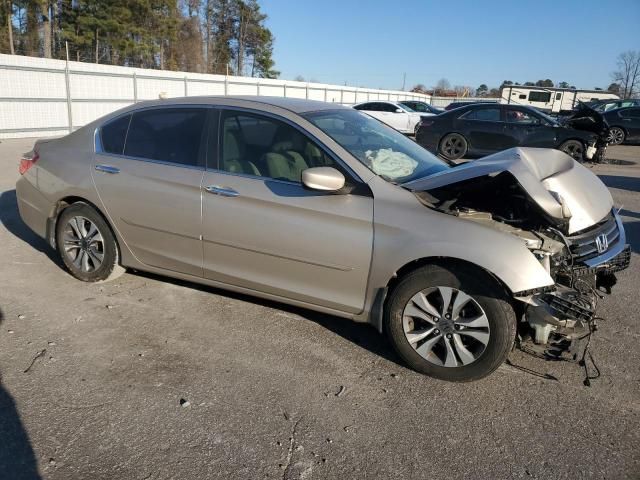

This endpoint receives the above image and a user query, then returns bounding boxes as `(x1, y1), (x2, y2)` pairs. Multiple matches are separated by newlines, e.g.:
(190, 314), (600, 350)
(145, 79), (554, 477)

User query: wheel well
(369, 256), (519, 333)
(609, 125), (627, 135)
(558, 138), (586, 147)
(386, 257), (513, 300)
(50, 196), (120, 257)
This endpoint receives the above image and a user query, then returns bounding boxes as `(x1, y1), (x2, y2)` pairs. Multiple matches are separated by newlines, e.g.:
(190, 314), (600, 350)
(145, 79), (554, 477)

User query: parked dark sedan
(399, 100), (444, 115)
(603, 106), (640, 145)
(587, 98), (640, 113)
(416, 103), (598, 161)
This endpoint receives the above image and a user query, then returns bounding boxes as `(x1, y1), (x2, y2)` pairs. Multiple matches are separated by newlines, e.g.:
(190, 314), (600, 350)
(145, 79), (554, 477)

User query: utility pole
(402, 72), (406, 91)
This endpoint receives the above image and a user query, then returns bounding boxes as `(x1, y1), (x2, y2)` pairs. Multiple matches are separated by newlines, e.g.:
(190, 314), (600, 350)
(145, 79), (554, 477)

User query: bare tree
(612, 51), (640, 98)
(433, 78), (450, 95)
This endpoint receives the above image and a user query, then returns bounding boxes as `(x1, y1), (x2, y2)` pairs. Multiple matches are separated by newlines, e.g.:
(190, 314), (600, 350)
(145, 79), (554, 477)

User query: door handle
(95, 164), (120, 174)
(205, 185), (239, 197)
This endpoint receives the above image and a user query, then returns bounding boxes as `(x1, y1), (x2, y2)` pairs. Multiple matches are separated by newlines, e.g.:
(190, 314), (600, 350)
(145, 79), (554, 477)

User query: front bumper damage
(515, 212), (631, 361)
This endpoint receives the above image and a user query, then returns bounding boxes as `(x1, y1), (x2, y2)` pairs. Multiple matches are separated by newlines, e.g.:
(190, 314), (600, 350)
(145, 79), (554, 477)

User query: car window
(219, 111), (338, 183)
(621, 101), (636, 108)
(354, 103), (372, 111)
(124, 108), (206, 166)
(505, 109), (539, 124)
(100, 115), (131, 155)
(384, 103), (401, 112)
(460, 108), (501, 122)
(304, 109), (449, 183)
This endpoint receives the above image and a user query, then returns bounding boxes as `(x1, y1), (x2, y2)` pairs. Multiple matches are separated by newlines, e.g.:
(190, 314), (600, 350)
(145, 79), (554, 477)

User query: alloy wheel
(607, 127), (625, 145)
(442, 136), (465, 158)
(561, 142), (584, 161)
(402, 286), (490, 367)
(62, 216), (105, 273)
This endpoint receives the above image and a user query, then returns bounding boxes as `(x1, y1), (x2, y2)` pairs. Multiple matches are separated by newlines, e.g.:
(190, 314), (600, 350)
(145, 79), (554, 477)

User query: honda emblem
(595, 234), (608, 254)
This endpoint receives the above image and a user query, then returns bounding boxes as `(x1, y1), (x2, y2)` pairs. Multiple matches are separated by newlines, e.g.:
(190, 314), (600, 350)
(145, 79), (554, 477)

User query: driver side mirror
(395, 108), (404, 113)
(302, 167), (345, 192)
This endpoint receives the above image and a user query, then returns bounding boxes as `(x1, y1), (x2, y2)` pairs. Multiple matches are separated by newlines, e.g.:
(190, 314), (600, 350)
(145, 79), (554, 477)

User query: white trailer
(500, 86), (618, 114)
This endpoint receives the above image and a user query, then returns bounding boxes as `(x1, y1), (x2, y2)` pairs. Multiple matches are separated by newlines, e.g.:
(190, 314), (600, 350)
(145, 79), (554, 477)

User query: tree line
(0, 0), (279, 77)
(412, 51), (640, 99)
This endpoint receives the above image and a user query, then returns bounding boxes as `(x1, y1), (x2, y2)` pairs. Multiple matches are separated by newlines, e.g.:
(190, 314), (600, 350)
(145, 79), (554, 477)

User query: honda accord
(16, 96), (630, 381)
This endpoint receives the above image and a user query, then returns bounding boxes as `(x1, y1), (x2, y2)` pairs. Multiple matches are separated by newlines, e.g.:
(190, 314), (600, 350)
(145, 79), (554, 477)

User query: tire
(607, 127), (625, 145)
(384, 263), (516, 382)
(558, 140), (585, 162)
(439, 133), (468, 160)
(56, 203), (125, 282)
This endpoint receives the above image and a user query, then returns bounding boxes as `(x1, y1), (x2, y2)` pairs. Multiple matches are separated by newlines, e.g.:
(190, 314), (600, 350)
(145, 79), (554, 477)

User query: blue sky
(260, 0), (640, 91)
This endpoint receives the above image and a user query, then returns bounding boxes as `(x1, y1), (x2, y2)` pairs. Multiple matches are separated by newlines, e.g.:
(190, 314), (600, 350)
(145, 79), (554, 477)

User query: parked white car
(353, 101), (431, 135)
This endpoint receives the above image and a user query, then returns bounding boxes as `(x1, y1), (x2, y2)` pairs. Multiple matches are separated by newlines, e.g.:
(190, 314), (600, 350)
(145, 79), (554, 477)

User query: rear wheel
(439, 133), (468, 160)
(559, 140), (585, 162)
(384, 263), (516, 382)
(607, 127), (625, 145)
(56, 203), (125, 282)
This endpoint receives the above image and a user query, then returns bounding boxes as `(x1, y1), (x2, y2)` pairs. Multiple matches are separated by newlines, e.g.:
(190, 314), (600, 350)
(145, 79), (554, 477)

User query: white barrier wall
(1, 54), (434, 139)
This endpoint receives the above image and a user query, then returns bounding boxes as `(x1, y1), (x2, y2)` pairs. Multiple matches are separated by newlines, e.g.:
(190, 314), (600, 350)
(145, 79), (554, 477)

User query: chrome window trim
(206, 168), (301, 187)
(211, 105), (365, 185)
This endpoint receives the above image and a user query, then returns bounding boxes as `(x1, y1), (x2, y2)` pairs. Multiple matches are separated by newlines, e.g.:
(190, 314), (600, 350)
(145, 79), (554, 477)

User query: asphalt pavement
(0, 138), (638, 479)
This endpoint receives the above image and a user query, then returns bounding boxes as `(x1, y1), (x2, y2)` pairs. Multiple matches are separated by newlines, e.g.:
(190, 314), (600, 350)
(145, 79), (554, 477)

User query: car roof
(128, 95), (350, 114)
(354, 100), (398, 106)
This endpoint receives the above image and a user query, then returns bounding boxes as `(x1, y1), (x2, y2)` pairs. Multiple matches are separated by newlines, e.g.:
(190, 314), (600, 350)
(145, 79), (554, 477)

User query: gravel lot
(1, 138), (639, 480)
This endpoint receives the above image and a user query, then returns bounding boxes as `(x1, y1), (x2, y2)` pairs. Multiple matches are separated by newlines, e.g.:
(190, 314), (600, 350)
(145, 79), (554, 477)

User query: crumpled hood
(404, 147), (613, 234)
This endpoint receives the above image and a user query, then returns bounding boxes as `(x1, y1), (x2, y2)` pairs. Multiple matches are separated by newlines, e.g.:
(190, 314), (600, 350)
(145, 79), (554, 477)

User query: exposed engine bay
(405, 147), (631, 371)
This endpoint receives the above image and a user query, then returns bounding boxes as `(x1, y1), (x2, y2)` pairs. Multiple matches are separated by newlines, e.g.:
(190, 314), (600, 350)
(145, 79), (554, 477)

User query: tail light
(19, 150), (39, 175)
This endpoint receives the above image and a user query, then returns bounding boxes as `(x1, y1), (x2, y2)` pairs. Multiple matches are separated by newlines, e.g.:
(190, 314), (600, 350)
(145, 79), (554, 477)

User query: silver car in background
(16, 96), (630, 382)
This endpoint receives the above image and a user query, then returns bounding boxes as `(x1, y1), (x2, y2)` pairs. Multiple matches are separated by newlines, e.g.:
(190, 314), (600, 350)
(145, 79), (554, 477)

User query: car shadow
(0, 307), (43, 480)
(0, 189), (61, 266)
(129, 270), (405, 369)
(598, 175), (640, 193)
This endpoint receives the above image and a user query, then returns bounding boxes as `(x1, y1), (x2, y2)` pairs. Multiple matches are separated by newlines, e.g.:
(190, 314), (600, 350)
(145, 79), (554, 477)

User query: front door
(201, 109), (374, 313)
(503, 107), (557, 149)
(92, 107), (207, 276)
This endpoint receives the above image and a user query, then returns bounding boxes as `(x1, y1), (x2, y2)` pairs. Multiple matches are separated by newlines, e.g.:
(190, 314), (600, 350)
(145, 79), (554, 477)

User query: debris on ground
(24, 348), (46, 373)
(179, 398), (191, 408)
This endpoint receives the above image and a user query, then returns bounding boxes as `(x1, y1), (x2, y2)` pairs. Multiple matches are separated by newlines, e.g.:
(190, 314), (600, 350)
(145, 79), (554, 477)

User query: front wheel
(607, 127), (625, 145)
(559, 140), (585, 162)
(384, 263), (516, 382)
(439, 133), (468, 160)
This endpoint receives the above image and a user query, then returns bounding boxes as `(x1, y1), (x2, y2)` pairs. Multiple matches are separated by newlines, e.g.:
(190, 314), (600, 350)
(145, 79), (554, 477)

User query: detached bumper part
(524, 287), (595, 360)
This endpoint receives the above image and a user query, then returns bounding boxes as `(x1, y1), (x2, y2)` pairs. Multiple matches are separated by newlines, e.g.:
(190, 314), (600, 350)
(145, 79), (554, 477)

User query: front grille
(567, 213), (619, 262)
(572, 245), (631, 276)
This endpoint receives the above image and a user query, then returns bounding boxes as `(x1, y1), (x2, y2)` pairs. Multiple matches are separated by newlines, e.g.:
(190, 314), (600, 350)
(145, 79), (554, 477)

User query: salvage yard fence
(0, 54), (488, 139)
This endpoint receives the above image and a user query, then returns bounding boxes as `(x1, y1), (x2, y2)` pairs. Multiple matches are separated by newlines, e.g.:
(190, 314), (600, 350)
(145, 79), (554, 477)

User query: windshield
(536, 110), (558, 125)
(304, 109), (449, 183)
(400, 103), (416, 112)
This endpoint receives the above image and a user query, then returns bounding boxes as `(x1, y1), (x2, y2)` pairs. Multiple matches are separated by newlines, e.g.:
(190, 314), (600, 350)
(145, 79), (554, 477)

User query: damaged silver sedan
(16, 97), (629, 382)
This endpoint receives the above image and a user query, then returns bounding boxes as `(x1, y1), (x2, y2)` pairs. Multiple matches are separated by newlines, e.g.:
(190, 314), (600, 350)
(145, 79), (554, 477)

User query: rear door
(93, 106), (207, 276)
(619, 108), (640, 141)
(200, 108), (374, 313)
(455, 106), (507, 153)
(503, 107), (557, 148)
